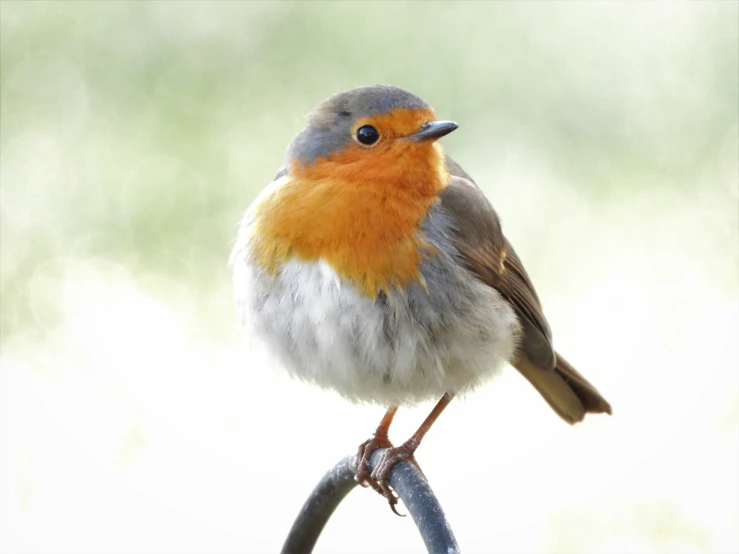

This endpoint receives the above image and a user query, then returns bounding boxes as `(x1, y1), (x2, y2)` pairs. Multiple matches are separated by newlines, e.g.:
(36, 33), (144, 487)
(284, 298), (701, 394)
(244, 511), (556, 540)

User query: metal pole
(281, 449), (460, 554)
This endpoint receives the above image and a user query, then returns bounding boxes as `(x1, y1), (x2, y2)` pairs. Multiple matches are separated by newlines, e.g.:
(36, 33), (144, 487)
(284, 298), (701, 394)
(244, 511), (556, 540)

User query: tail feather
(513, 352), (612, 424)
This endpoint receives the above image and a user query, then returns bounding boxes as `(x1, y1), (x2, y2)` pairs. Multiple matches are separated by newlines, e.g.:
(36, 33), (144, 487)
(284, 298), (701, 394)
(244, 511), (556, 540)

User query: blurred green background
(1, 2), (737, 554)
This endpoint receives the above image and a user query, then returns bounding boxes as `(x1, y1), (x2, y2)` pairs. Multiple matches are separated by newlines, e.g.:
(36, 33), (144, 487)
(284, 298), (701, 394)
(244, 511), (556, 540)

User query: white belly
(233, 253), (521, 407)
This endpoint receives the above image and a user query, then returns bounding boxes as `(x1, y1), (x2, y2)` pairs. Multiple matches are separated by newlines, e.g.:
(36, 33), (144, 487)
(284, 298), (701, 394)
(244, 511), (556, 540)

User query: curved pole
(280, 450), (460, 554)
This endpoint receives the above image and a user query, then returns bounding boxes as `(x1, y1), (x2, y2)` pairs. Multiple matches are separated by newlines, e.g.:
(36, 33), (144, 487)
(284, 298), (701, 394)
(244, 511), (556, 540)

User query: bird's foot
(367, 437), (422, 516)
(355, 434), (393, 490)
(355, 434), (408, 515)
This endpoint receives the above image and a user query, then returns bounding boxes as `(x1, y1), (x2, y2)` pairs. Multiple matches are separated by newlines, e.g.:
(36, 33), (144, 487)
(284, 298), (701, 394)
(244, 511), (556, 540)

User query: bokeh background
(1, 2), (737, 553)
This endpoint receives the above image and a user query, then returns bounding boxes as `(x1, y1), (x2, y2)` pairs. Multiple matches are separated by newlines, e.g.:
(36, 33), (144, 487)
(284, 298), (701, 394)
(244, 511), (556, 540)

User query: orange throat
(249, 143), (450, 298)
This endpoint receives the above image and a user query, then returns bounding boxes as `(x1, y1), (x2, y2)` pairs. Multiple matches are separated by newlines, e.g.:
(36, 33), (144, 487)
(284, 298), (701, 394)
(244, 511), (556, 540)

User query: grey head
(285, 85), (431, 167)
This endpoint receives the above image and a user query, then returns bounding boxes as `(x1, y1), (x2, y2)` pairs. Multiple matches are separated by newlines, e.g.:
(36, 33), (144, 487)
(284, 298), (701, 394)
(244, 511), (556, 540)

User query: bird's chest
(244, 175), (440, 298)
(233, 225), (521, 406)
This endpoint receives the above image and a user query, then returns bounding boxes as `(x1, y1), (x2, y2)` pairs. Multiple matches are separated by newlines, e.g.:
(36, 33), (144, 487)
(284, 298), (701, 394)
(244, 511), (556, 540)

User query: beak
(406, 120), (458, 142)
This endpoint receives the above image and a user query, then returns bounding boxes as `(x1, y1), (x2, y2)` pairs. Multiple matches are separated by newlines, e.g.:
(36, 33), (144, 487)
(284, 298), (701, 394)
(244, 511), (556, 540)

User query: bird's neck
(248, 153), (449, 298)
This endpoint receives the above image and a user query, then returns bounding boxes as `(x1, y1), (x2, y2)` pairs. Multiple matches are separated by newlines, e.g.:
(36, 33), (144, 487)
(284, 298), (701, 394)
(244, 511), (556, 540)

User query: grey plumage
(286, 85), (430, 166)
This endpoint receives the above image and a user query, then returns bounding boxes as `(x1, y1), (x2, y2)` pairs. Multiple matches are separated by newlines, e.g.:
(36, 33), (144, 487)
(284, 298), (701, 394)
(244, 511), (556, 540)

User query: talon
(369, 440), (419, 517)
(376, 475), (405, 516)
(387, 493), (405, 517)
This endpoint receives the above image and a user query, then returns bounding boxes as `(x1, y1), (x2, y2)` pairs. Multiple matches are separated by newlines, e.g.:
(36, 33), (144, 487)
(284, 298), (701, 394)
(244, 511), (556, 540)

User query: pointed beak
(406, 120), (458, 142)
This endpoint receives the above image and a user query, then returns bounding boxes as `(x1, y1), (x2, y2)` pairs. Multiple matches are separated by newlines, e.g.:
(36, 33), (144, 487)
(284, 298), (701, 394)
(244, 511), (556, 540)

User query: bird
(230, 84), (612, 513)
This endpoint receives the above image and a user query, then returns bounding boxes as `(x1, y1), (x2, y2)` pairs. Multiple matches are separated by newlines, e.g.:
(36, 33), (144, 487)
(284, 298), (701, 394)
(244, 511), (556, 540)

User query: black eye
(356, 125), (380, 145)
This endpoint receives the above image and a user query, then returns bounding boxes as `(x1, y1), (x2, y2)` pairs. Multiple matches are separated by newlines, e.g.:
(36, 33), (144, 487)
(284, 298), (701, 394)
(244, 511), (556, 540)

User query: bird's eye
(355, 125), (380, 146)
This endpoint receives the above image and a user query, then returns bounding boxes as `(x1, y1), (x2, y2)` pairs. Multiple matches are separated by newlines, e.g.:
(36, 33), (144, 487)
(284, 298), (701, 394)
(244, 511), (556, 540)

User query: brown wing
(439, 162), (555, 370)
(440, 157), (612, 422)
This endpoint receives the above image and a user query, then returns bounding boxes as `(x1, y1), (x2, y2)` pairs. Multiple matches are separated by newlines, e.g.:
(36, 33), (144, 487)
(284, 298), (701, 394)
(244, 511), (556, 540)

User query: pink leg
(372, 393), (455, 515)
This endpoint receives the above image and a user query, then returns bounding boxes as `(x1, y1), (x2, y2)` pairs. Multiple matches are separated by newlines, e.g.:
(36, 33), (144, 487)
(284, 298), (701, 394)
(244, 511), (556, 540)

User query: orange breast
(248, 140), (450, 298)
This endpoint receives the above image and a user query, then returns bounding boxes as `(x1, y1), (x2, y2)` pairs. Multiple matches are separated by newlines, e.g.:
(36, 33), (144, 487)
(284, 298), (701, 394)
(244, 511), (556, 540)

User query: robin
(231, 85), (611, 513)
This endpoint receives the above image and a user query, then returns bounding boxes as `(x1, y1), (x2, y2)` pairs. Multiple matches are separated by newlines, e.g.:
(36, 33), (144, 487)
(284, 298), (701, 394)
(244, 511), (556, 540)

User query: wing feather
(440, 159), (555, 370)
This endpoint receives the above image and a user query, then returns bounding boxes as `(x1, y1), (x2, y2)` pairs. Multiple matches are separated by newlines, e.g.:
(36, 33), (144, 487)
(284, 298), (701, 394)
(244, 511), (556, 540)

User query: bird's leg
(355, 406), (398, 491)
(371, 393), (455, 514)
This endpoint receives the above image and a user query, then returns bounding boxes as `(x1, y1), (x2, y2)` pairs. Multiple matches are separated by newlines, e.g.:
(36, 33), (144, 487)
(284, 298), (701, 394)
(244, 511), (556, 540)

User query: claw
(369, 440), (420, 517)
(376, 476), (405, 516)
(355, 435), (409, 514)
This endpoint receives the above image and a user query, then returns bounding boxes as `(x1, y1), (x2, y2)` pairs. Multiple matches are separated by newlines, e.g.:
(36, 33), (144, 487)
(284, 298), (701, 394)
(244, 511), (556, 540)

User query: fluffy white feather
(232, 250), (520, 407)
